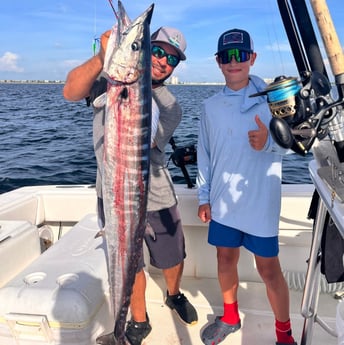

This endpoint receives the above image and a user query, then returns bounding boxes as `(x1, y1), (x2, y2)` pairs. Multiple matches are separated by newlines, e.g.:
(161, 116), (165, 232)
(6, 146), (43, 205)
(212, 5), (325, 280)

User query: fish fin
(93, 92), (107, 108)
(118, 0), (131, 27)
(95, 230), (105, 239)
(145, 222), (156, 241)
(151, 98), (160, 145)
(95, 332), (116, 345)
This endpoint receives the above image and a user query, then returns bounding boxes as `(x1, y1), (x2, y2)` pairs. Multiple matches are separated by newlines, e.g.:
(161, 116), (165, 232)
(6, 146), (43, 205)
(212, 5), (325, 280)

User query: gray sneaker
(201, 316), (241, 345)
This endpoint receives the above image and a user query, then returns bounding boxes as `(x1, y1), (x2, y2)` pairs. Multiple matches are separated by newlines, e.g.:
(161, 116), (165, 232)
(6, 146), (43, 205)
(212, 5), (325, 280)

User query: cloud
(266, 42), (292, 52)
(0, 52), (24, 72)
(54, 42), (63, 49)
(62, 59), (84, 68)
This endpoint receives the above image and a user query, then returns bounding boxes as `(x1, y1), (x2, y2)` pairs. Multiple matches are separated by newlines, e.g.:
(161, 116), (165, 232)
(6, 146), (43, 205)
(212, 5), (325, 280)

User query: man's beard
(152, 72), (172, 85)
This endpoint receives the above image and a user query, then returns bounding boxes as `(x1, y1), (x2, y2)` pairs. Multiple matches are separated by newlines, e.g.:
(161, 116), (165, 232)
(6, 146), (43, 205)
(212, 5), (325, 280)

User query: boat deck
(140, 273), (339, 345)
(0, 184), (342, 345)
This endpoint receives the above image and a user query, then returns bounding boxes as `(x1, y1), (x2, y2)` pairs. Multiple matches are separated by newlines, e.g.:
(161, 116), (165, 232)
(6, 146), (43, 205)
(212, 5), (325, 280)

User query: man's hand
(98, 30), (111, 64)
(248, 115), (268, 151)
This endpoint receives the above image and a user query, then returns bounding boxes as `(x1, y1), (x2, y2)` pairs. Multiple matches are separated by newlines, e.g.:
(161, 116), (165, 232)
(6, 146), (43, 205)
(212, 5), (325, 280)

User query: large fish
(95, 2), (154, 344)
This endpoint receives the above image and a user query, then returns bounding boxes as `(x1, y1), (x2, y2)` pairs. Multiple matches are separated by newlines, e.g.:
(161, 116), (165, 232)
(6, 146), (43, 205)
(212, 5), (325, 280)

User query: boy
(196, 28), (297, 345)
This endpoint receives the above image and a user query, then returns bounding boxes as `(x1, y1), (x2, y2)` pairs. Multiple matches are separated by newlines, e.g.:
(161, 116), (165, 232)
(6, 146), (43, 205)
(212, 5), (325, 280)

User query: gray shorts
(97, 199), (186, 270)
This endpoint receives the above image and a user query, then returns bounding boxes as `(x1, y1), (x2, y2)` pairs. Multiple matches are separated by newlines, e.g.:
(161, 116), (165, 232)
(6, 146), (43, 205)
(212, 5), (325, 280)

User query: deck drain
(23, 272), (47, 285)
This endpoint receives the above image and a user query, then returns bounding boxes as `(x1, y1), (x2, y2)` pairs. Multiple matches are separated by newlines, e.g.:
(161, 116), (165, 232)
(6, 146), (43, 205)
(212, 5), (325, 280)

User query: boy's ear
(215, 55), (221, 66)
(250, 52), (257, 65)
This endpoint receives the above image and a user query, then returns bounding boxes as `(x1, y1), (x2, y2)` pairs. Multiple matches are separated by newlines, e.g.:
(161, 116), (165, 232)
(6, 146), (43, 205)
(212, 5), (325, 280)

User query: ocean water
(0, 83), (313, 194)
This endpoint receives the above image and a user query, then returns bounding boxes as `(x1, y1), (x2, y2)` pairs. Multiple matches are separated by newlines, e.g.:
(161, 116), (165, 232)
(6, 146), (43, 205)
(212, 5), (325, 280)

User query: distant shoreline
(0, 80), (65, 85)
(0, 80), (226, 86)
(2, 80), (285, 86)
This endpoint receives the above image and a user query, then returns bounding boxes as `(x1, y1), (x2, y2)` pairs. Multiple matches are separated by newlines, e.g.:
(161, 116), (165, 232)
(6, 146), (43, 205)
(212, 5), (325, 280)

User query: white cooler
(0, 214), (114, 345)
(0, 220), (40, 287)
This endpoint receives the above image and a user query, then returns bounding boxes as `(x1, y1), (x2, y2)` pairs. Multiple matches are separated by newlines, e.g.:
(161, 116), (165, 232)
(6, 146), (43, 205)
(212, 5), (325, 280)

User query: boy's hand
(198, 204), (211, 223)
(248, 115), (268, 151)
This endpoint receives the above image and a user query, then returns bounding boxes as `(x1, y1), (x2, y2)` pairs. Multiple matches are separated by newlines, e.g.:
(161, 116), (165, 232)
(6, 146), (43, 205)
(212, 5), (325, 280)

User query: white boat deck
(0, 184), (342, 345)
(140, 272), (340, 345)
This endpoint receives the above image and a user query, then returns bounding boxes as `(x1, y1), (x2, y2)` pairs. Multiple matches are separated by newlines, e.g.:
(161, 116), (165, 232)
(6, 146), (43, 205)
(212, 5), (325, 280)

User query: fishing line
(92, 0), (118, 56)
(108, 0), (118, 18)
(266, 78), (301, 102)
(266, 0), (286, 75)
(265, 77), (301, 118)
(92, 0), (100, 55)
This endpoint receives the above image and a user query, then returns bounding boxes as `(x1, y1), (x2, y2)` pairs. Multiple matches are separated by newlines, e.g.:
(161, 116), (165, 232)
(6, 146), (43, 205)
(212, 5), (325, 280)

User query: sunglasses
(151, 45), (180, 67)
(217, 48), (251, 64)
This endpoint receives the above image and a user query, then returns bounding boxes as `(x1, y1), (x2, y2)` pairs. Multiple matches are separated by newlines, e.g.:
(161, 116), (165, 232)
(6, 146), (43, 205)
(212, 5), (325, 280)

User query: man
(63, 26), (197, 345)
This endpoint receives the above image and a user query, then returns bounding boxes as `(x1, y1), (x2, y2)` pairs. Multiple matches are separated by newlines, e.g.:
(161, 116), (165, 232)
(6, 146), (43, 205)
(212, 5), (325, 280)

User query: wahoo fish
(95, 2), (154, 344)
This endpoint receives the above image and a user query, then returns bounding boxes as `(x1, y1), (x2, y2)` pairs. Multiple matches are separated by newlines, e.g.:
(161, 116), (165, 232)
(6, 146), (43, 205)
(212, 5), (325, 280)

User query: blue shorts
(208, 220), (279, 258)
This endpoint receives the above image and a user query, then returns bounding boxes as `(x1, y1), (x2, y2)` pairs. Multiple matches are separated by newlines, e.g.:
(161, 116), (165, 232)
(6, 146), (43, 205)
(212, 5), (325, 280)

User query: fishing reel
(170, 145), (197, 167)
(251, 72), (336, 155)
(169, 137), (197, 188)
(169, 137), (197, 167)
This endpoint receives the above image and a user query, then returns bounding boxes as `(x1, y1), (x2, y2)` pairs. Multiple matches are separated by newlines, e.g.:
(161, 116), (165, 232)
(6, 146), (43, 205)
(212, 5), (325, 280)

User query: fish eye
(131, 42), (140, 51)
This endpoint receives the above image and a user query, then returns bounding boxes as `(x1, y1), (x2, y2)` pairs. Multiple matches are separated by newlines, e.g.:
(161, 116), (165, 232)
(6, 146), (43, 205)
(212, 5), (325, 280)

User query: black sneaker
(165, 291), (198, 325)
(125, 315), (152, 345)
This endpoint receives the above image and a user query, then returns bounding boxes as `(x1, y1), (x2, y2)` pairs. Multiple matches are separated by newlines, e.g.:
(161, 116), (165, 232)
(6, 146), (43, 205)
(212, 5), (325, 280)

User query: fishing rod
(276, 0), (334, 153)
(272, 2), (344, 345)
(309, 0), (344, 162)
(251, 0), (344, 161)
(281, 0), (328, 78)
(273, 0), (344, 193)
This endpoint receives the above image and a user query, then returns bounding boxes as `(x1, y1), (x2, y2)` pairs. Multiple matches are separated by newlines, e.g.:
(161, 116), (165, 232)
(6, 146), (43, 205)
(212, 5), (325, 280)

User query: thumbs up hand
(248, 115), (268, 151)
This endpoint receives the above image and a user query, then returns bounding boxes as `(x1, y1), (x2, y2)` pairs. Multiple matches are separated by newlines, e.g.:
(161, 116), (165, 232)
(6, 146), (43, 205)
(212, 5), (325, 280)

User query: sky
(0, 0), (343, 83)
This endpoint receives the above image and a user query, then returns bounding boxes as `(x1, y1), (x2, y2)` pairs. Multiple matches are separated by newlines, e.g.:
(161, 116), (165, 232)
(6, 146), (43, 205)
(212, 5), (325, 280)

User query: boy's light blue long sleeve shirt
(197, 75), (287, 237)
